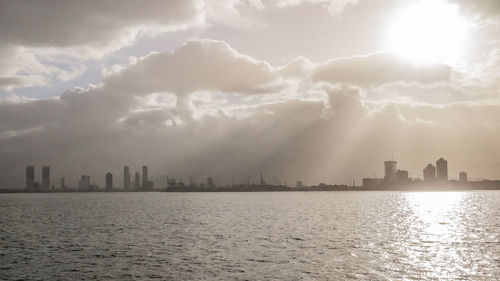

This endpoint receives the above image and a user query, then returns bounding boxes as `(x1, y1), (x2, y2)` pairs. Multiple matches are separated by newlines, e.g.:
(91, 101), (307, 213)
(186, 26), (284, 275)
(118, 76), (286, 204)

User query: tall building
(105, 173), (113, 191)
(395, 169), (409, 183)
(61, 177), (65, 190)
(436, 158), (448, 181)
(26, 165), (35, 190)
(123, 166), (131, 191)
(142, 166), (148, 189)
(423, 164), (436, 182)
(384, 160), (397, 181)
(459, 171), (468, 182)
(135, 171), (140, 190)
(42, 166), (50, 190)
(78, 175), (90, 190)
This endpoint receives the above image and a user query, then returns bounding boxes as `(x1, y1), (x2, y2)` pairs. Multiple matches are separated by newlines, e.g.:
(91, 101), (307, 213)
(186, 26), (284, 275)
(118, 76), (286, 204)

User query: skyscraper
(105, 173), (113, 191)
(78, 175), (90, 190)
(142, 166), (148, 189)
(42, 166), (50, 190)
(61, 177), (65, 190)
(459, 171), (468, 182)
(123, 166), (131, 191)
(423, 164), (436, 182)
(26, 165), (35, 190)
(384, 160), (397, 181)
(135, 171), (140, 190)
(436, 158), (448, 181)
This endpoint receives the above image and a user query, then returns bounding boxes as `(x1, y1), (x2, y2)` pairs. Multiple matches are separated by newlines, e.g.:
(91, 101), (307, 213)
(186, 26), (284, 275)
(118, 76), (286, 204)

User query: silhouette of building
(363, 178), (384, 188)
(260, 173), (265, 185)
(60, 177), (65, 190)
(395, 169), (409, 183)
(142, 166), (148, 189)
(105, 173), (113, 191)
(123, 166), (131, 191)
(384, 161), (397, 182)
(42, 166), (50, 190)
(207, 177), (214, 188)
(26, 165), (35, 190)
(134, 171), (140, 190)
(459, 171), (468, 182)
(296, 180), (303, 188)
(423, 164), (436, 182)
(436, 158), (448, 181)
(78, 175), (90, 190)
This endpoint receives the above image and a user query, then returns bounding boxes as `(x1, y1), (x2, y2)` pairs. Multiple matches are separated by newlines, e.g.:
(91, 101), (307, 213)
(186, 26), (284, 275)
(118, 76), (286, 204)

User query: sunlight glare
(386, 0), (471, 65)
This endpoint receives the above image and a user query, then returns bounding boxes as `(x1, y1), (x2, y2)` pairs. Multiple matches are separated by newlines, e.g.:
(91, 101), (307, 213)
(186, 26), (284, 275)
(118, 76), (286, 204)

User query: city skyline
(18, 156), (482, 191)
(1, 0), (500, 188)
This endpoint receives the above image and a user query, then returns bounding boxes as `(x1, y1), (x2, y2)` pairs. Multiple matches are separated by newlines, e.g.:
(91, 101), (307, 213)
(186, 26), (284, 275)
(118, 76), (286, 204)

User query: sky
(1, 0), (500, 188)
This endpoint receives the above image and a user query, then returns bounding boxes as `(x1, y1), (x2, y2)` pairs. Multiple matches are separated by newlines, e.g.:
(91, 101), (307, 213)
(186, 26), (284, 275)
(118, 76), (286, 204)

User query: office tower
(142, 166), (148, 189)
(61, 177), (65, 190)
(123, 166), (131, 191)
(395, 169), (409, 182)
(384, 160), (397, 181)
(135, 171), (140, 190)
(436, 158), (448, 181)
(423, 164), (436, 182)
(105, 173), (113, 191)
(78, 175), (90, 190)
(42, 166), (50, 190)
(26, 165), (35, 190)
(207, 177), (214, 188)
(459, 171), (468, 182)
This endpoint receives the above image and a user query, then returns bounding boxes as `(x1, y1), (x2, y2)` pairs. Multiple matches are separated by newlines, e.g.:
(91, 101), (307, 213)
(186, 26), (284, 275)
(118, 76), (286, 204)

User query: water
(0, 191), (499, 280)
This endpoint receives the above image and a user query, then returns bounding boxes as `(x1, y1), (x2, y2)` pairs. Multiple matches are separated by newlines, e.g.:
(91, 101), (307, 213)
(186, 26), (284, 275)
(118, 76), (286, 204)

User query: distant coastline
(2, 181), (500, 193)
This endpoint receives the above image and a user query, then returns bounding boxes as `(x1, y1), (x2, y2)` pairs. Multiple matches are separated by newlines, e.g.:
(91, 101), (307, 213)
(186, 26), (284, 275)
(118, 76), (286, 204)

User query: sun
(386, 0), (471, 65)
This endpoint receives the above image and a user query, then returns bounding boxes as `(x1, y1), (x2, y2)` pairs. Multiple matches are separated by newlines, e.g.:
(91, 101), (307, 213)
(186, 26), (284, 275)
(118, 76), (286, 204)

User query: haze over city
(1, 0), (500, 188)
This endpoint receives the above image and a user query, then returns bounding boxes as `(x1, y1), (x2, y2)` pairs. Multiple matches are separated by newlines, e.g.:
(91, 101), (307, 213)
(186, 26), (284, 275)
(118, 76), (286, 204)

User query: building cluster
(25, 165), (54, 191)
(24, 157), (473, 192)
(25, 165), (155, 192)
(363, 157), (468, 188)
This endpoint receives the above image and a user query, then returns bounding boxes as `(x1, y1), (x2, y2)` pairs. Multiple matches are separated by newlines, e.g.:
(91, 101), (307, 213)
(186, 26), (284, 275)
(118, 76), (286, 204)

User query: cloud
(312, 52), (452, 86)
(273, 0), (361, 15)
(0, 39), (499, 188)
(103, 40), (280, 95)
(0, 0), (204, 90)
(451, 0), (500, 18)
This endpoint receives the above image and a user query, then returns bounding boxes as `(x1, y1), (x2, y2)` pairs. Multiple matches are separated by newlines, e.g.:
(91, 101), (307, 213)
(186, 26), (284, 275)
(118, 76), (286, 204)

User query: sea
(0, 191), (499, 280)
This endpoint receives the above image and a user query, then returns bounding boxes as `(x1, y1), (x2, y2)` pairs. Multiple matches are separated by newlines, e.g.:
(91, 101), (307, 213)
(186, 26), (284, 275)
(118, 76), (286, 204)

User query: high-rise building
(384, 160), (397, 181)
(78, 175), (90, 190)
(296, 181), (303, 188)
(436, 158), (448, 181)
(123, 166), (131, 191)
(61, 177), (65, 190)
(26, 165), (35, 190)
(423, 164), (436, 182)
(395, 169), (409, 182)
(207, 177), (214, 188)
(42, 166), (50, 190)
(459, 171), (468, 182)
(142, 166), (148, 189)
(135, 171), (140, 190)
(105, 173), (113, 191)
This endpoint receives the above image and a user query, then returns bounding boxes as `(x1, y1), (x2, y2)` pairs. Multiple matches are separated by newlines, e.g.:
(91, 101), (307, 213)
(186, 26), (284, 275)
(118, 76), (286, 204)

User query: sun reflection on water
(402, 192), (471, 279)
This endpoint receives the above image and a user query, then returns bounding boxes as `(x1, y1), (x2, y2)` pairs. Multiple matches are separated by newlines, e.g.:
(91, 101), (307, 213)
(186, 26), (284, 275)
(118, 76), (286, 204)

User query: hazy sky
(1, 0), (500, 187)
